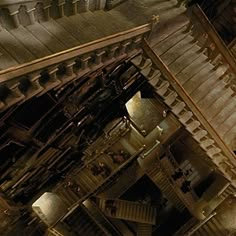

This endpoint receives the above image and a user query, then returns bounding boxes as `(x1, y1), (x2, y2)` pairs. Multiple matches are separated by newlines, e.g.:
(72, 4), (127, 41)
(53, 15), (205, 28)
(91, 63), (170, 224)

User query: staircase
(98, 198), (157, 224)
(141, 18), (236, 149)
(83, 199), (122, 236)
(193, 216), (228, 236)
(62, 206), (107, 236)
(131, 6), (236, 188)
(137, 223), (153, 236)
(147, 164), (185, 211)
(218, 184), (236, 201)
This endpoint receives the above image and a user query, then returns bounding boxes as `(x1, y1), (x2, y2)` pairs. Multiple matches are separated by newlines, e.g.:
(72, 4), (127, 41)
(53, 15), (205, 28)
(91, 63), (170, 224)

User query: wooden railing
(186, 4), (236, 90)
(0, 0), (101, 29)
(141, 39), (236, 188)
(0, 23), (152, 111)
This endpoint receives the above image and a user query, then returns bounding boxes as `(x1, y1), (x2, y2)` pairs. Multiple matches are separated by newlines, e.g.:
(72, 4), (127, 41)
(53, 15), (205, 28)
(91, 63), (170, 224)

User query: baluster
(0, 8), (16, 29)
(66, 60), (76, 76)
(73, 0), (79, 14)
(11, 12), (20, 27)
(81, 56), (91, 70)
(84, 0), (89, 11)
(18, 5), (31, 26)
(64, 0), (74, 16)
(34, 2), (47, 22)
(44, 5), (51, 20)
(119, 41), (131, 55)
(28, 9), (36, 24)
(60, 2), (65, 17)
(95, 50), (106, 65)
(107, 45), (119, 60)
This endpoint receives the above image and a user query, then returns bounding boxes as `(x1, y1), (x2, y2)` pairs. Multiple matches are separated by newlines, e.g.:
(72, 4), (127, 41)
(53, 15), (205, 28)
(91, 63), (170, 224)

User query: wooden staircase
(136, 21), (236, 149)
(193, 216), (229, 236)
(147, 164), (185, 211)
(218, 184), (236, 201)
(62, 205), (108, 236)
(97, 198), (157, 225)
(131, 6), (236, 189)
(137, 223), (153, 236)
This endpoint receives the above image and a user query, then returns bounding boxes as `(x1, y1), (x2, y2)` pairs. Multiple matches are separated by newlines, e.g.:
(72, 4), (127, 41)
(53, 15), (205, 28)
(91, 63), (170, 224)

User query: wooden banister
(141, 39), (236, 178)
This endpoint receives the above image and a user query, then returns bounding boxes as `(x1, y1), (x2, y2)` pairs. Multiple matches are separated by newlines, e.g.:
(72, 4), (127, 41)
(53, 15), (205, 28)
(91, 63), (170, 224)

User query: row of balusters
(0, 0), (101, 30)
(0, 35), (143, 111)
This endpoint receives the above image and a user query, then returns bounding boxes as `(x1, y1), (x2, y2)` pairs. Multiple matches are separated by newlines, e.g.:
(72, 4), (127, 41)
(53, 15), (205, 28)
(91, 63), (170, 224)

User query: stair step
(190, 67), (226, 103)
(197, 80), (230, 113)
(153, 26), (188, 55)
(0, 29), (35, 64)
(99, 198), (157, 224)
(186, 120), (201, 133)
(69, 13), (104, 41)
(169, 44), (201, 75)
(160, 35), (195, 66)
(211, 100), (236, 129)
(80, 11), (116, 37)
(172, 101), (186, 115)
(176, 54), (209, 85)
(26, 22), (67, 53)
(217, 111), (236, 136)
(148, 170), (185, 211)
(179, 111), (193, 124)
(193, 129), (208, 142)
(165, 91), (178, 106)
(40, 19), (80, 48)
(183, 63), (214, 94)
(155, 81), (170, 96)
(205, 88), (234, 121)
(10, 26), (52, 58)
(137, 223), (152, 236)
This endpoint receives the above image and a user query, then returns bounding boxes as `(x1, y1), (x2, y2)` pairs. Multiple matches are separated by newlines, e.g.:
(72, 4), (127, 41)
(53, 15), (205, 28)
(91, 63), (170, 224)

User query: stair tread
(210, 98), (236, 126)
(55, 16), (91, 42)
(68, 13), (104, 42)
(205, 88), (234, 121)
(190, 67), (226, 103)
(0, 29), (35, 64)
(40, 19), (80, 48)
(223, 126), (236, 147)
(10, 26), (52, 58)
(153, 26), (188, 55)
(80, 11), (116, 37)
(26, 22), (68, 53)
(176, 54), (209, 85)
(168, 44), (201, 75)
(0, 43), (19, 70)
(217, 111), (236, 136)
(197, 81), (230, 112)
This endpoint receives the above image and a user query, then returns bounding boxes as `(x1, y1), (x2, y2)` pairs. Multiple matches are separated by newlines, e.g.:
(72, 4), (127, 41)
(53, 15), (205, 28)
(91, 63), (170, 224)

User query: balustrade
(0, 0), (105, 30)
(138, 39), (236, 191)
(186, 5), (236, 92)
(0, 23), (153, 111)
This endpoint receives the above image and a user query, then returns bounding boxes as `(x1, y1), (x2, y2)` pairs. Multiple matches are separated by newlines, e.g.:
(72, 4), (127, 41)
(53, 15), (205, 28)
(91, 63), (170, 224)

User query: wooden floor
(0, 0), (185, 70)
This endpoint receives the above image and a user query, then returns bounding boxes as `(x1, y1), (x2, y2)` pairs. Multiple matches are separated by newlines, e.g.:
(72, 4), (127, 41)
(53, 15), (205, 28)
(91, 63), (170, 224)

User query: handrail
(0, 23), (151, 83)
(141, 39), (236, 173)
(188, 4), (236, 78)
